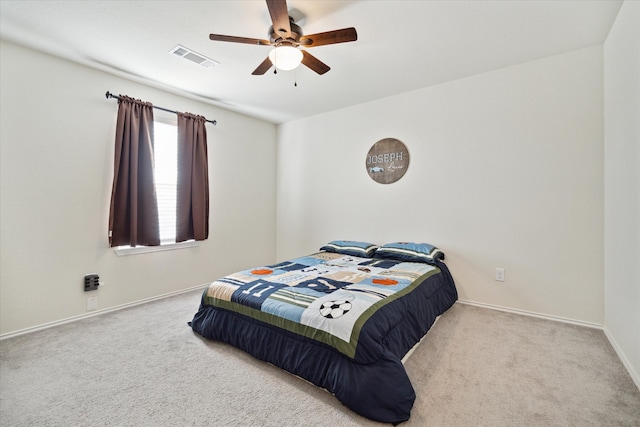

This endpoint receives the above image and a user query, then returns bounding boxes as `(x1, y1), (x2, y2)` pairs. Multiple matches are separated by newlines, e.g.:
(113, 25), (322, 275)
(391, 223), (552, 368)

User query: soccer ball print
(319, 300), (352, 319)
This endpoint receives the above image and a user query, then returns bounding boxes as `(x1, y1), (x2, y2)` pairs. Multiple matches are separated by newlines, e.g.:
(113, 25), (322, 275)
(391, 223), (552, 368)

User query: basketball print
(319, 300), (352, 319)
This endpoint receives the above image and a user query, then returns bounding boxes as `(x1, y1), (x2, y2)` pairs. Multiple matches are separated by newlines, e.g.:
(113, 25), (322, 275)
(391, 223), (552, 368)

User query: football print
(319, 300), (352, 319)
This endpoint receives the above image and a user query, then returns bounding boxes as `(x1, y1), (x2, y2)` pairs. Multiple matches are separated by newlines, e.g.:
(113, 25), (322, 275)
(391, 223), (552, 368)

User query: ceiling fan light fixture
(269, 46), (303, 71)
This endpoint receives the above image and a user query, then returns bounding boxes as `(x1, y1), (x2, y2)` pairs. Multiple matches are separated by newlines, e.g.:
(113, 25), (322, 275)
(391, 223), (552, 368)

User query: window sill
(114, 240), (199, 256)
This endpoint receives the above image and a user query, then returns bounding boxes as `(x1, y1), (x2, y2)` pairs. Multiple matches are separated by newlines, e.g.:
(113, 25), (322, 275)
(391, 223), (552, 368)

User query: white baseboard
(4, 291), (638, 393)
(603, 326), (640, 391)
(0, 284), (208, 341)
(456, 299), (602, 329)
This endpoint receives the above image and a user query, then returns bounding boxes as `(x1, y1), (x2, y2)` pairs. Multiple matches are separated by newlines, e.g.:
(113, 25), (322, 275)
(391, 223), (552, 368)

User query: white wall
(277, 46), (604, 325)
(604, 0), (640, 386)
(0, 41), (277, 335)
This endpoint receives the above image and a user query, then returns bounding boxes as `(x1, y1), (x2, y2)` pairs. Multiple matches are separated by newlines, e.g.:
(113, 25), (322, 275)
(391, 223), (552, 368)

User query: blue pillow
(319, 240), (379, 258)
(375, 242), (445, 263)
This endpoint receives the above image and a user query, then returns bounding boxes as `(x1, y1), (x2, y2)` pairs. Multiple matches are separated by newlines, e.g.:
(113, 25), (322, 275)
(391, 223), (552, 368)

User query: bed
(190, 241), (458, 424)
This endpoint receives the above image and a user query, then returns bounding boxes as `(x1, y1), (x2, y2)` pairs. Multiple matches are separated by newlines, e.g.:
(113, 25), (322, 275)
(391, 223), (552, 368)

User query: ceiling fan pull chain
(273, 48), (278, 74)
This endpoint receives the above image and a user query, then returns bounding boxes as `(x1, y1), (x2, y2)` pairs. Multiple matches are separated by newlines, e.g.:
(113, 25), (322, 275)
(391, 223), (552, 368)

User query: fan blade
(299, 27), (358, 48)
(209, 34), (271, 46)
(266, 0), (291, 39)
(301, 50), (330, 75)
(252, 57), (273, 75)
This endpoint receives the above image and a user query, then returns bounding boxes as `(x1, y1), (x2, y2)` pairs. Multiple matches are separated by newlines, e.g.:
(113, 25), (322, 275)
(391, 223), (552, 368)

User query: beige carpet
(1, 289), (638, 426)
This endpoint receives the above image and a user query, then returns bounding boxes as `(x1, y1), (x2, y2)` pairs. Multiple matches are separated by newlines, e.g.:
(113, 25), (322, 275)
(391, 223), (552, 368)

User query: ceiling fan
(208, 0), (357, 75)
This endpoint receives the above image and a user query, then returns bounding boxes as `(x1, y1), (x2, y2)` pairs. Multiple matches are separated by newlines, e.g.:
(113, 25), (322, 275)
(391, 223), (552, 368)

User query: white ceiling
(0, 0), (623, 124)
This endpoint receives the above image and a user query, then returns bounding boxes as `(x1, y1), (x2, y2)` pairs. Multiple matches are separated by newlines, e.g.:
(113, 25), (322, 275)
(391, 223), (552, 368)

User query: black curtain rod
(105, 91), (217, 126)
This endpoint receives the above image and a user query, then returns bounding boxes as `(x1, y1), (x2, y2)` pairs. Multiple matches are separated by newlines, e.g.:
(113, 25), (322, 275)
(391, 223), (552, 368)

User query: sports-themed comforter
(190, 251), (458, 424)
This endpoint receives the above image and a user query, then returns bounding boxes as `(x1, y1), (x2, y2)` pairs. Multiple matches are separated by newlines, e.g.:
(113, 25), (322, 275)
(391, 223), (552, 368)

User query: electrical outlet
(495, 268), (505, 282)
(87, 297), (98, 311)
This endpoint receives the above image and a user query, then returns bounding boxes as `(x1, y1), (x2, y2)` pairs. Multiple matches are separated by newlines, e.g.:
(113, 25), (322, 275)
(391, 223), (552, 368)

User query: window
(114, 119), (198, 256)
(154, 120), (178, 243)
(109, 96), (209, 254)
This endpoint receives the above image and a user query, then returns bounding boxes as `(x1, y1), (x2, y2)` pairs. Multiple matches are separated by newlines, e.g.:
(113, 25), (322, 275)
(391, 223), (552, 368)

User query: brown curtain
(108, 96), (160, 247)
(176, 112), (209, 242)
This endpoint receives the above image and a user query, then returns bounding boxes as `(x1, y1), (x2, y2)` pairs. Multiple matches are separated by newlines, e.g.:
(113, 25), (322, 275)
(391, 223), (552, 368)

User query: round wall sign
(365, 138), (410, 184)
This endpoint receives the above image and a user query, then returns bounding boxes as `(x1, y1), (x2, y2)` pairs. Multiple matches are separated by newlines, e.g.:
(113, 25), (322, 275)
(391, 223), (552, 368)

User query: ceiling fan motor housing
(269, 17), (302, 46)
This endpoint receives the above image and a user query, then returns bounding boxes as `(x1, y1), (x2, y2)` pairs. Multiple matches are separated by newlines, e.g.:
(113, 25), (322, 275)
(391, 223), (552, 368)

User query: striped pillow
(375, 242), (444, 264)
(320, 240), (379, 258)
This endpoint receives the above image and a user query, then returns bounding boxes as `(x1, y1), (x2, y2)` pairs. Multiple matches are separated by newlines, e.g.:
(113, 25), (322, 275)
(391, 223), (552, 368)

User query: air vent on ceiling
(169, 45), (219, 69)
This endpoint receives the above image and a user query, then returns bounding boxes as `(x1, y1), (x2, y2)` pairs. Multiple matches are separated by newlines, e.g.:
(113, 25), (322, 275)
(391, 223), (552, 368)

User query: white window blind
(153, 121), (178, 244)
